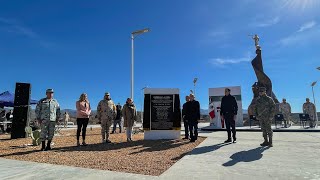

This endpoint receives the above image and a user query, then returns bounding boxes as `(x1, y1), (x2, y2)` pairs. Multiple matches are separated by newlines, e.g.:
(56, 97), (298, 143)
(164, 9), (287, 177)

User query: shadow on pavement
(172, 142), (231, 161)
(223, 146), (270, 167)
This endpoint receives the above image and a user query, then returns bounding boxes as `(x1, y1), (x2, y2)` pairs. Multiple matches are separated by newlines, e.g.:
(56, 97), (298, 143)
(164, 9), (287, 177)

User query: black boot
(268, 136), (273, 147)
(260, 136), (269, 146)
(41, 141), (46, 151)
(45, 140), (52, 151)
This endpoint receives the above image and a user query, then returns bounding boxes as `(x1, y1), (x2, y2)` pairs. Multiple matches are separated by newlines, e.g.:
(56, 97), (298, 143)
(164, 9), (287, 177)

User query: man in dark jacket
(182, 95), (190, 140)
(220, 88), (238, 143)
(186, 94), (200, 142)
(112, 103), (122, 134)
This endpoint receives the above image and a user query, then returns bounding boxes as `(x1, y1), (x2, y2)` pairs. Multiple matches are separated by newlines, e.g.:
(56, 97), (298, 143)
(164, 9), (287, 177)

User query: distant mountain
(200, 109), (208, 115)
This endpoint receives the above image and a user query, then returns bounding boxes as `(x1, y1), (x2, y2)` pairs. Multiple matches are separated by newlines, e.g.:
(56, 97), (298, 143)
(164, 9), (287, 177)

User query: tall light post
(311, 81), (318, 128)
(131, 28), (150, 100)
(193, 78), (198, 96)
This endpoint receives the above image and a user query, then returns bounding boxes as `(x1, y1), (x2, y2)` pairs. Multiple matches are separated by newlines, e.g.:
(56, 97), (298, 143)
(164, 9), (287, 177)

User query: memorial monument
(143, 88), (181, 140)
(248, 35), (279, 115)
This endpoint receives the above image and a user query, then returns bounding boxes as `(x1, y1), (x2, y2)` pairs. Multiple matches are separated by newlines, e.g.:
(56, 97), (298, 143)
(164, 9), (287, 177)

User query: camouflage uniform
(303, 102), (316, 127)
(255, 93), (276, 146)
(97, 99), (116, 142)
(279, 102), (291, 127)
(35, 98), (61, 141)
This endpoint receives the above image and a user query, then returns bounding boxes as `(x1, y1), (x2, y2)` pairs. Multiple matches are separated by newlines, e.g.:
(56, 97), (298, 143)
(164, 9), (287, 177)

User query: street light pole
(311, 81), (318, 128)
(193, 78), (198, 96)
(131, 28), (150, 100)
(131, 34), (134, 100)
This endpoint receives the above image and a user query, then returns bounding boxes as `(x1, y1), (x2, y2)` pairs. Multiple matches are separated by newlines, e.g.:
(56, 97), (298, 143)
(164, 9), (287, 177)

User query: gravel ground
(0, 128), (205, 176)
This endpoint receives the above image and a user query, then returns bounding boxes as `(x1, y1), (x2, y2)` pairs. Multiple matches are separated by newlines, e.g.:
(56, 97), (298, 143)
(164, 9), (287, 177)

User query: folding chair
(299, 114), (310, 128)
(274, 114), (284, 129)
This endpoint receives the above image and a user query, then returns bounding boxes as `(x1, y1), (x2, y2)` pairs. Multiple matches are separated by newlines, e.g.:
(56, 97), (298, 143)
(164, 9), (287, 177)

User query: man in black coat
(182, 95), (190, 140)
(220, 88), (238, 143)
(186, 94), (200, 142)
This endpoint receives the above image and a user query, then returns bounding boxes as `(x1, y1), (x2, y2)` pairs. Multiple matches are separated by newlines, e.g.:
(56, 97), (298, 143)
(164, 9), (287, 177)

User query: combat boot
(268, 136), (273, 147)
(41, 141), (46, 151)
(260, 136), (269, 146)
(45, 140), (52, 151)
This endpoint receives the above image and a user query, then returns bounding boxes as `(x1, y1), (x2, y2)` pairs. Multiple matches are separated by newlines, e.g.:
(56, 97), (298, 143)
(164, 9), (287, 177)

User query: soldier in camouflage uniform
(35, 89), (61, 151)
(255, 87), (276, 147)
(303, 98), (317, 128)
(279, 98), (292, 128)
(97, 92), (117, 143)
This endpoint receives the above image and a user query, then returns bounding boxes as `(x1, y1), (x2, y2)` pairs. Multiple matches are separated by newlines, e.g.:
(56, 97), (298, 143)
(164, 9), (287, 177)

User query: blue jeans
(126, 126), (132, 139)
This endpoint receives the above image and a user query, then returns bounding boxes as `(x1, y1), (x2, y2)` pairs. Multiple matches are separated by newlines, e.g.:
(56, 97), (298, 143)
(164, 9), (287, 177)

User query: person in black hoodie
(111, 103), (122, 134)
(220, 88), (238, 143)
(187, 94), (200, 142)
(182, 95), (190, 140)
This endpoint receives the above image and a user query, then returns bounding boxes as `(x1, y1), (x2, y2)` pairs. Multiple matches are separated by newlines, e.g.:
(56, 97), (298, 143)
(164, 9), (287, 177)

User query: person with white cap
(279, 98), (292, 128)
(97, 92), (117, 143)
(303, 98), (316, 128)
(35, 89), (61, 151)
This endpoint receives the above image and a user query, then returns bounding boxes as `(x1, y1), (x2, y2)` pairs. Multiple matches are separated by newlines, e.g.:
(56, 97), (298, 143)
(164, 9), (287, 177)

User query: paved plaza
(0, 126), (319, 180)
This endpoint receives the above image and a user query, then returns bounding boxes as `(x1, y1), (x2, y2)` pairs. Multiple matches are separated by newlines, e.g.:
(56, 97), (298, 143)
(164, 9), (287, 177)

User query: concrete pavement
(0, 128), (320, 180)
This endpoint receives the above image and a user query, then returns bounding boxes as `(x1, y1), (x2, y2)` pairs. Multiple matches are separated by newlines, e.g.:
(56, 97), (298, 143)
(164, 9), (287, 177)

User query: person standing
(5, 110), (13, 122)
(76, 93), (91, 146)
(63, 112), (70, 128)
(220, 88), (238, 143)
(112, 103), (122, 134)
(0, 109), (5, 133)
(255, 87), (276, 147)
(35, 89), (61, 151)
(122, 98), (137, 142)
(279, 98), (292, 128)
(186, 94), (200, 142)
(97, 92), (116, 143)
(182, 95), (190, 140)
(303, 98), (317, 128)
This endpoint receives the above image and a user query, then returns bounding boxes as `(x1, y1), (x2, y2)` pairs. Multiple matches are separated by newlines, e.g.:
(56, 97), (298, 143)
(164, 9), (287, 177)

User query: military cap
(46, 89), (54, 93)
(105, 92), (110, 96)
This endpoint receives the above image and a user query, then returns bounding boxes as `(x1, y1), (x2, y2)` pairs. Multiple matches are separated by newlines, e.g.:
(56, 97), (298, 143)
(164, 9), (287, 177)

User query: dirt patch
(0, 128), (205, 176)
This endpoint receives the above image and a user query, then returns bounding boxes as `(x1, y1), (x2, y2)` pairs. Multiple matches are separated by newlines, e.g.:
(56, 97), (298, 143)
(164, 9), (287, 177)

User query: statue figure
(249, 34), (261, 50)
(252, 34), (259, 47)
(248, 47), (279, 116)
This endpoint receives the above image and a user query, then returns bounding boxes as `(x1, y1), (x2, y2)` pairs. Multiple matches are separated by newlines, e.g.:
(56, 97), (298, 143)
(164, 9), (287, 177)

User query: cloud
(297, 21), (316, 32)
(208, 30), (229, 38)
(0, 17), (39, 38)
(280, 21), (319, 46)
(209, 52), (253, 67)
(252, 17), (280, 27)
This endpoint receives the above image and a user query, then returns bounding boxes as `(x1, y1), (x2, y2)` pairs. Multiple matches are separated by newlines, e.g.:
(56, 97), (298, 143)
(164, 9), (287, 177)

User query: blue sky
(0, 0), (320, 112)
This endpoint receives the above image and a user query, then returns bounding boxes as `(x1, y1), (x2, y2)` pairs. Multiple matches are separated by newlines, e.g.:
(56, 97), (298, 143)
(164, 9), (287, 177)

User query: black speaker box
(11, 106), (28, 139)
(14, 83), (31, 106)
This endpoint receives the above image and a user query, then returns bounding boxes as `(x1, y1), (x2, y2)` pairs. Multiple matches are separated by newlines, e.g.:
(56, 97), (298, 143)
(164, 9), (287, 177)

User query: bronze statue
(248, 41), (279, 116)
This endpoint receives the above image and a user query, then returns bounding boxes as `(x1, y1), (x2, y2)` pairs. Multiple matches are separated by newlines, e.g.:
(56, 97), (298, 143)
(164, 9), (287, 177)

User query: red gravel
(0, 128), (205, 176)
